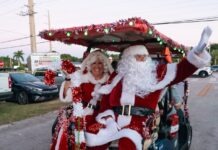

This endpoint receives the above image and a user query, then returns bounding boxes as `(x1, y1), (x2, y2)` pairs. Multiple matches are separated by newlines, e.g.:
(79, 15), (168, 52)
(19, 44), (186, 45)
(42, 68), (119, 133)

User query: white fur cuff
(187, 50), (211, 68)
(96, 110), (115, 125)
(59, 81), (72, 102)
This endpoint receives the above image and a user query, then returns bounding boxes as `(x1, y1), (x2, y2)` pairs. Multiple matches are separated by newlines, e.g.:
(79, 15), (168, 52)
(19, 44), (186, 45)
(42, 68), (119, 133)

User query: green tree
(210, 43), (218, 65)
(13, 50), (24, 66)
(61, 54), (82, 62)
(61, 54), (72, 60)
(0, 56), (12, 67)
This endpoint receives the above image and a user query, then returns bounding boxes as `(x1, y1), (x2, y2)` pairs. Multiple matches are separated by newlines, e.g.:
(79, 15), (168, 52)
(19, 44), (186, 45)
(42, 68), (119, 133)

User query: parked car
(0, 67), (15, 72)
(192, 66), (213, 78)
(10, 73), (58, 104)
(211, 65), (218, 72)
(33, 69), (64, 91)
(0, 72), (13, 101)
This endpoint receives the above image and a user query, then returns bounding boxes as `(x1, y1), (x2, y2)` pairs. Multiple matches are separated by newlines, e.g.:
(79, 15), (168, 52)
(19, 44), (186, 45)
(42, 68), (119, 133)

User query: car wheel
(16, 91), (29, 104)
(187, 125), (192, 149)
(199, 71), (208, 78)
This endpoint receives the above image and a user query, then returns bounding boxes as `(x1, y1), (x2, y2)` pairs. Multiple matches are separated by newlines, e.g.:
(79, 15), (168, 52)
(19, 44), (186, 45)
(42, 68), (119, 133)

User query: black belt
(113, 105), (154, 116)
(82, 101), (99, 110)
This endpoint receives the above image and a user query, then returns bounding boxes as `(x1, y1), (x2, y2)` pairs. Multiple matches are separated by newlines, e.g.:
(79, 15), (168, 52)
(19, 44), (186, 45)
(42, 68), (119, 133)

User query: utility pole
(48, 11), (52, 52)
(20, 0), (37, 53)
(28, 0), (37, 53)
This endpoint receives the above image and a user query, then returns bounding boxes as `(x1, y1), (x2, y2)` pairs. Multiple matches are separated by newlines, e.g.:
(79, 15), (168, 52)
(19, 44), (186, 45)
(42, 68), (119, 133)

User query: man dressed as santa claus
(85, 26), (212, 150)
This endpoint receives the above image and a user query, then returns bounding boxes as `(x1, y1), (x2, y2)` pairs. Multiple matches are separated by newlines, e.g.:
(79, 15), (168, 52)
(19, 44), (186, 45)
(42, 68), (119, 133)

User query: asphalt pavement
(0, 111), (57, 150)
(0, 73), (218, 150)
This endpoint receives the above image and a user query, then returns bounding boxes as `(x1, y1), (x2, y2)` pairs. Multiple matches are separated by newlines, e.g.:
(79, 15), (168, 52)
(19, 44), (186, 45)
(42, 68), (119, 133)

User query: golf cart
(40, 17), (192, 150)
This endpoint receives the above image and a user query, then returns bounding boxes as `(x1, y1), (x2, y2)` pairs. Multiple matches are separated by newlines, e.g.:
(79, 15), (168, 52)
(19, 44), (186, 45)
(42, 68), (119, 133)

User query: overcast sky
(1, 0), (218, 61)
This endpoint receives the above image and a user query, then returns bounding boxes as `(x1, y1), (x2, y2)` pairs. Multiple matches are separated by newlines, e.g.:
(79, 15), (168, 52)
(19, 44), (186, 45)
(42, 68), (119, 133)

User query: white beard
(117, 57), (158, 97)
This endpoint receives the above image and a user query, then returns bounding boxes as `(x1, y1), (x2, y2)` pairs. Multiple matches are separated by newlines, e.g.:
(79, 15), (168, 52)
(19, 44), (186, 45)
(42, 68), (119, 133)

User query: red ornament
(61, 60), (75, 74)
(72, 87), (83, 103)
(44, 70), (55, 85)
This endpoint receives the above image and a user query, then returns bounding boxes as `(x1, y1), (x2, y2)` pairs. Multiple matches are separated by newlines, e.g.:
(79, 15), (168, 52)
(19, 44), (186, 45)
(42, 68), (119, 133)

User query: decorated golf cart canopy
(39, 17), (189, 57)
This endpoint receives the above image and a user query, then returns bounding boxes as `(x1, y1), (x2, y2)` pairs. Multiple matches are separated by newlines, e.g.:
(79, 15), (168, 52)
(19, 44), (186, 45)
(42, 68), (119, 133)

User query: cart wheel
(187, 125), (192, 149)
(52, 117), (58, 135)
(178, 123), (192, 150)
(16, 91), (29, 104)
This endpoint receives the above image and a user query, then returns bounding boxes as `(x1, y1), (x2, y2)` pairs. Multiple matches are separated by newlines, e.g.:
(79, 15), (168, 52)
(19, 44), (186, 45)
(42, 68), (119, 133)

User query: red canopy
(39, 17), (189, 56)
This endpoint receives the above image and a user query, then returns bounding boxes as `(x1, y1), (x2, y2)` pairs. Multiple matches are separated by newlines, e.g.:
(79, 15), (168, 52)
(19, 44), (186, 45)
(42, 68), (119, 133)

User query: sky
(0, 0), (218, 62)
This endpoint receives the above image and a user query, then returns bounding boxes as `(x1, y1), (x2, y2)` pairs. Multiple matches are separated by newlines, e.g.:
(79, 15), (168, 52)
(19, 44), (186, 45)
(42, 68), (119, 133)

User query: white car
(0, 72), (13, 101)
(193, 66), (213, 78)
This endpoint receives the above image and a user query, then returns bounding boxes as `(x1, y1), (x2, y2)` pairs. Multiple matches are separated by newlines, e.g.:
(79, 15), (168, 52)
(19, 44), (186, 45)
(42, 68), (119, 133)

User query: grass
(0, 99), (68, 125)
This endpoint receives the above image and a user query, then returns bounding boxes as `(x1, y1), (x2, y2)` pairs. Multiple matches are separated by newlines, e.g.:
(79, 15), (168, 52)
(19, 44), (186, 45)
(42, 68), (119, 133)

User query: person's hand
(83, 107), (94, 116)
(105, 118), (120, 131)
(194, 26), (212, 55)
(62, 70), (70, 78)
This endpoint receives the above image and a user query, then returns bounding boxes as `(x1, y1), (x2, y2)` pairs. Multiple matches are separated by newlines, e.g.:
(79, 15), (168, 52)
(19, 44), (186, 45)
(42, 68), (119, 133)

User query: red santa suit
(85, 44), (211, 150)
(50, 51), (113, 150)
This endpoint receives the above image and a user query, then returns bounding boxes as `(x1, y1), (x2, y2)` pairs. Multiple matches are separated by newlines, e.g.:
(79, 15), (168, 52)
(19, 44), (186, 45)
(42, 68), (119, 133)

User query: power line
(0, 36), (31, 44)
(153, 16), (218, 25)
(1, 15), (218, 47)
(0, 41), (48, 50)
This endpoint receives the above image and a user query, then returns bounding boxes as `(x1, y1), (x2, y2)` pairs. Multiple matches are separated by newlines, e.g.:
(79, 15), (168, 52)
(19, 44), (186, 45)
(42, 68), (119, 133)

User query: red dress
(50, 72), (109, 150)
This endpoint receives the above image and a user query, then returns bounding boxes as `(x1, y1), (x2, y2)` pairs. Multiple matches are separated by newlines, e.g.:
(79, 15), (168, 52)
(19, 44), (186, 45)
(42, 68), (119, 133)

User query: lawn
(0, 99), (68, 125)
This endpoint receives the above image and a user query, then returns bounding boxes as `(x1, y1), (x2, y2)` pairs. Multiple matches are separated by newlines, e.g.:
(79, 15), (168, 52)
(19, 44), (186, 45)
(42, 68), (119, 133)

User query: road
(0, 73), (218, 150)
(188, 73), (218, 150)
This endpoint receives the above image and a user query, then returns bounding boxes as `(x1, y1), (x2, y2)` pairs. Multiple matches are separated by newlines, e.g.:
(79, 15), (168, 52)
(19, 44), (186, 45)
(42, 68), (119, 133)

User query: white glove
(83, 107), (94, 116)
(193, 26), (212, 54)
(105, 118), (121, 130)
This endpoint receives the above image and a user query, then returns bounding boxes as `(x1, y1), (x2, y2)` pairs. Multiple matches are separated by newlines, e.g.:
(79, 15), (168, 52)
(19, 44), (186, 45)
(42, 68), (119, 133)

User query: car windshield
(11, 73), (40, 82)
(34, 70), (61, 77)
(212, 65), (218, 68)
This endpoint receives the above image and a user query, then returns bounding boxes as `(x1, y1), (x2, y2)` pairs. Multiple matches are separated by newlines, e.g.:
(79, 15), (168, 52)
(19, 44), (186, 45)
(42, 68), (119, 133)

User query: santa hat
(122, 45), (149, 58)
(81, 50), (114, 74)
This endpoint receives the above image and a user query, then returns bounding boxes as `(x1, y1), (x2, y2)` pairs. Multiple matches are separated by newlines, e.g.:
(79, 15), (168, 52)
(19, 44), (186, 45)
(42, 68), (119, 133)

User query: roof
(39, 17), (189, 57)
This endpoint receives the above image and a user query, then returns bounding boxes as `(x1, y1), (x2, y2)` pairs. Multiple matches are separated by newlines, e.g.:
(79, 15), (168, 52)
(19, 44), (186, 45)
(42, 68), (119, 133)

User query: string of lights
(0, 16), (218, 50)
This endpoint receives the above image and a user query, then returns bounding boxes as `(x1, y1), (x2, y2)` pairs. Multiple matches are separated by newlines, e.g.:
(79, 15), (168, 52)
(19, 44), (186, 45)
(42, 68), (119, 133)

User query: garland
(62, 60), (86, 149)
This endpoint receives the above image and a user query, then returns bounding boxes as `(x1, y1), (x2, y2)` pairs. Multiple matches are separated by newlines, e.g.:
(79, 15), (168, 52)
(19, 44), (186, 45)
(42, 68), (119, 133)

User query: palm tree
(13, 50), (24, 66)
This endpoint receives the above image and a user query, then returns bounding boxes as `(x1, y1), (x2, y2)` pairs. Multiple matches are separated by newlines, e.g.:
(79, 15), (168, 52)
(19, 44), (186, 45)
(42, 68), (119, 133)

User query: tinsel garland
(61, 60), (86, 149)
(61, 60), (76, 74)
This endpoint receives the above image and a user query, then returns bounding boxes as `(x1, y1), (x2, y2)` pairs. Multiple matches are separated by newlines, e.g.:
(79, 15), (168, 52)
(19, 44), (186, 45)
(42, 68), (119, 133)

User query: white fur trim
(55, 127), (64, 150)
(73, 102), (83, 117)
(85, 128), (142, 150)
(71, 71), (82, 87)
(117, 115), (132, 128)
(96, 110), (115, 125)
(150, 63), (177, 91)
(122, 45), (149, 58)
(98, 74), (123, 94)
(82, 72), (109, 84)
(59, 82), (72, 102)
(157, 87), (169, 102)
(187, 50), (211, 68)
(81, 50), (114, 74)
(83, 107), (94, 116)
